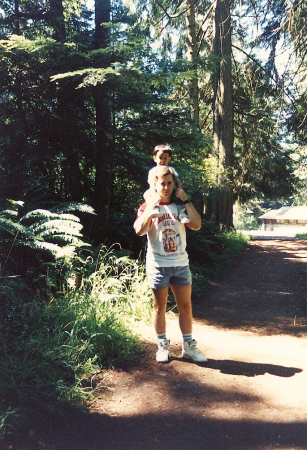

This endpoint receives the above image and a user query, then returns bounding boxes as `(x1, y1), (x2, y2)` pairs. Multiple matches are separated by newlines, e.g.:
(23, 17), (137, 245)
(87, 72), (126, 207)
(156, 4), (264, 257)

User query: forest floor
(9, 240), (307, 449)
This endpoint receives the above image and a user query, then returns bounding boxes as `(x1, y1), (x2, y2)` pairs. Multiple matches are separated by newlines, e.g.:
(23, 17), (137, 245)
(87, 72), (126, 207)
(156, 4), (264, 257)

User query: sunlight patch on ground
(128, 318), (307, 422)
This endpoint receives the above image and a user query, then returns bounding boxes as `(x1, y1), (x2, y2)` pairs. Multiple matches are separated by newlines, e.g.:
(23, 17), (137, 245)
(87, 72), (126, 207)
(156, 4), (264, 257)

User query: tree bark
(212, 0), (234, 229)
(9, 70), (27, 200)
(186, 0), (199, 129)
(93, 0), (114, 242)
(49, 0), (66, 42)
(14, 0), (20, 35)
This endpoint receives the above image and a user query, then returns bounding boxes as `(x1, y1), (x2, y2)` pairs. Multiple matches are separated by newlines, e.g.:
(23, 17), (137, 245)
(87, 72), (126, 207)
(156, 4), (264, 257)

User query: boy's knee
(153, 303), (166, 314)
(178, 299), (191, 311)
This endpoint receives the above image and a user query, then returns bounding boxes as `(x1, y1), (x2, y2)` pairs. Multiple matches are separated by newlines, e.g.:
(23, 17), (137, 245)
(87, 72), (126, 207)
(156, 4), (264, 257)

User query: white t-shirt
(147, 166), (179, 187)
(137, 202), (189, 268)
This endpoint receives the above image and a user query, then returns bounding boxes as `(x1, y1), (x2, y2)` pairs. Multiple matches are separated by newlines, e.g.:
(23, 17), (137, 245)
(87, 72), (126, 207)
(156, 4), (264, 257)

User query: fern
(0, 201), (94, 276)
(50, 202), (95, 215)
(29, 220), (83, 236)
(0, 218), (25, 235)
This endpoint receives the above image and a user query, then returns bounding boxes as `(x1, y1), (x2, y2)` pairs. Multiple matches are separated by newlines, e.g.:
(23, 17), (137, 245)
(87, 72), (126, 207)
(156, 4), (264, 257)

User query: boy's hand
(175, 188), (188, 203)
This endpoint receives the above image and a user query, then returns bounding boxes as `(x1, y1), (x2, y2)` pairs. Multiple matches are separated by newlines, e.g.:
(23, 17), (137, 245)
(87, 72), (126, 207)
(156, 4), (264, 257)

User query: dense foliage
(0, 0), (306, 240)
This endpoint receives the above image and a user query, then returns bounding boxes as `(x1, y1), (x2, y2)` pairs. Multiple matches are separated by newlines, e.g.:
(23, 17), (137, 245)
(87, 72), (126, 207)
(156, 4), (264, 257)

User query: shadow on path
(12, 411), (307, 450)
(168, 355), (303, 377)
(201, 359), (302, 377)
(193, 240), (307, 336)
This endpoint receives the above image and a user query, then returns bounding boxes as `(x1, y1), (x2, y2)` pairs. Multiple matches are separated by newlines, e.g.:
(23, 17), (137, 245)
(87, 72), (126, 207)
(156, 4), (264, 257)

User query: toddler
(144, 144), (190, 223)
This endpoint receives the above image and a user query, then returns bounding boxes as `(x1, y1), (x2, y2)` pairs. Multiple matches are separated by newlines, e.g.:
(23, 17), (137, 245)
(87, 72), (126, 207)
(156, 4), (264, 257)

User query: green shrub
(296, 233), (307, 239)
(188, 225), (248, 297)
(187, 221), (224, 266)
(218, 230), (249, 264)
(0, 246), (152, 441)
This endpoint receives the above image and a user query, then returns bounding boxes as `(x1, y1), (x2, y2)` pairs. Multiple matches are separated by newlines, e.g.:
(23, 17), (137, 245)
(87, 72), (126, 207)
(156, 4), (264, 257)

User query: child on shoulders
(144, 144), (190, 224)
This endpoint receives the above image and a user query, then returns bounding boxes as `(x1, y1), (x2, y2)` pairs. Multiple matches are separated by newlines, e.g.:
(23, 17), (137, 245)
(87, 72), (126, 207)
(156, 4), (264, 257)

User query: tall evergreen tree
(92, 0), (114, 242)
(49, 0), (66, 42)
(212, 0), (234, 228)
(186, 0), (199, 129)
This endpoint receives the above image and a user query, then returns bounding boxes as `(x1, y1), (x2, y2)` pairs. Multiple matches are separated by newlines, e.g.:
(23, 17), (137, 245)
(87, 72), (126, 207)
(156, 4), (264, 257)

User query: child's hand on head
(175, 188), (188, 202)
(146, 191), (160, 209)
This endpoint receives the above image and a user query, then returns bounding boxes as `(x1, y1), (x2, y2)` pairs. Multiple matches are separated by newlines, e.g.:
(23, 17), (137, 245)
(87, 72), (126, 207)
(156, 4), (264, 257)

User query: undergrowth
(296, 233), (307, 239)
(0, 246), (152, 442)
(188, 223), (249, 297)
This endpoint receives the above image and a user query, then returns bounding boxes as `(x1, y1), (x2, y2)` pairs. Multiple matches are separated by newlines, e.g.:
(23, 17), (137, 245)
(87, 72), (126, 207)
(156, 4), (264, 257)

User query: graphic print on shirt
(156, 211), (180, 225)
(162, 228), (182, 252)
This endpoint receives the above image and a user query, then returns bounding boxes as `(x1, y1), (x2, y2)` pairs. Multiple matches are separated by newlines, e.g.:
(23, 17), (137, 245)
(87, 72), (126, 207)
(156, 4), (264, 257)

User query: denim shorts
(146, 265), (192, 289)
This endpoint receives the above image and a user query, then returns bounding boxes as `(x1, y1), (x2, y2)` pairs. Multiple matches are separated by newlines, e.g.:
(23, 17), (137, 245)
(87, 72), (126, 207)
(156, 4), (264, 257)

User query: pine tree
(212, 0), (234, 228)
(92, 0), (114, 242)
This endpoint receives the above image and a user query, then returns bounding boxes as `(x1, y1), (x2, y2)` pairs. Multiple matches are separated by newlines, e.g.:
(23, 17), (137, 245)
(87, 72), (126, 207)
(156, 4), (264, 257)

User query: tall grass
(0, 246), (152, 442)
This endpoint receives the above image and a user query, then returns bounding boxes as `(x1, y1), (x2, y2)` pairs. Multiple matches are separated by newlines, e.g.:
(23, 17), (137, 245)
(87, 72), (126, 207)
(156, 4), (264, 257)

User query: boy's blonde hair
(154, 165), (176, 182)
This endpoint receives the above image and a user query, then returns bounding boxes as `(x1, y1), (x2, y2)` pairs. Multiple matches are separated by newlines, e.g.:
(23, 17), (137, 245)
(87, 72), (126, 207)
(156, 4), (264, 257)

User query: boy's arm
(175, 188), (201, 230)
(134, 192), (161, 236)
(133, 206), (153, 236)
(184, 202), (201, 230)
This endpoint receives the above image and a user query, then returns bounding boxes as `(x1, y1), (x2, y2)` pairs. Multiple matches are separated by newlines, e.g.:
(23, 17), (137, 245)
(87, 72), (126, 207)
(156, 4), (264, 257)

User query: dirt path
(23, 240), (307, 449)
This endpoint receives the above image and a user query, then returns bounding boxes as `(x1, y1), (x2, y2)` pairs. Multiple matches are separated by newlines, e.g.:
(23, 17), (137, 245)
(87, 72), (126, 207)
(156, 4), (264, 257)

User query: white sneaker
(180, 216), (190, 223)
(179, 211), (190, 223)
(156, 339), (170, 362)
(182, 340), (207, 362)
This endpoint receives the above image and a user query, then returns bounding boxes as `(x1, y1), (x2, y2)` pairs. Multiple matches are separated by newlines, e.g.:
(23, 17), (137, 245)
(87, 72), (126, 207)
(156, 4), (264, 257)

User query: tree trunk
(93, 90), (114, 239)
(10, 71), (27, 200)
(212, 0), (234, 229)
(93, 0), (114, 242)
(14, 0), (20, 35)
(95, 0), (111, 49)
(186, 0), (199, 129)
(49, 0), (66, 42)
(64, 147), (83, 201)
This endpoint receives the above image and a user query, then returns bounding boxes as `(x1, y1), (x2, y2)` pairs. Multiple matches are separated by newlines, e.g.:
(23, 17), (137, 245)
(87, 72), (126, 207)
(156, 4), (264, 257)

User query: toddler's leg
(177, 205), (190, 223)
(143, 188), (151, 201)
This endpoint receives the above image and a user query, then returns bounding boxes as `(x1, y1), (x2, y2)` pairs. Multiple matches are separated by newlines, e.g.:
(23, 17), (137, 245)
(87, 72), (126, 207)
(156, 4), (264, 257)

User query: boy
(144, 144), (190, 223)
(134, 165), (207, 363)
